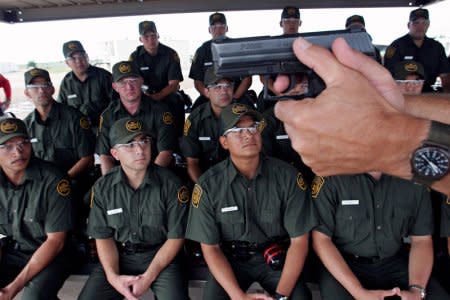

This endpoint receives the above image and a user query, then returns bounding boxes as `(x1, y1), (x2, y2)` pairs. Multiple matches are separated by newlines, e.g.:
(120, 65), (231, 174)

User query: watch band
(409, 284), (426, 299)
(274, 292), (288, 300)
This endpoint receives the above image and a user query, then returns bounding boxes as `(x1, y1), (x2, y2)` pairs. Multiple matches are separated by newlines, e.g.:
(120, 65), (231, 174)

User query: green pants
(0, 248), (70, 300)
(78, 250), (189, 300)
(317, 253), (450, 300)
(203, 253), (312, 300)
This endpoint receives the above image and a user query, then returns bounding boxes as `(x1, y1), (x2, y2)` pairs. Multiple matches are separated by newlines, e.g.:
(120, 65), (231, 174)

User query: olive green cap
(393, 61), (425, 80)
(220, 103), (262, 134)
(62, 40), (86, 58)
(110, 117), (151, 146)
(112, 61), (140, 83)
(24, 68), (51, 86)
(0, 117), (29, 145)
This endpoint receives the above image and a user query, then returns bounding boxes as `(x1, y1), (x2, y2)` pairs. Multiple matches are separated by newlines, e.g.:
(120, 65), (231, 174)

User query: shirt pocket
(0, 208), (12, 236)
(261, 210), (284, 237)
(335, 205), (368, 241)
(219, 210), (245, 241)
(23, 209), (46, 238)
(141, 213), (165, 243)
(106, 212), (125, 231)
(67, 95), (82, 107)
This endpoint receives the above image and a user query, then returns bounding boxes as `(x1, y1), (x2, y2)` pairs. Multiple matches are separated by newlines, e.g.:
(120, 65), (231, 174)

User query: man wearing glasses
(0, 117), (73, 300)
(181, 67), (234, 184)
(59, 40), (112, 127)
(384, 8), (450, 93)
(79, 117), (189, 300)
(186, 103), (316, 300)
(393, 60), (425, 95)
(189, 12), (253, 111)
(96, 61), (176, 175)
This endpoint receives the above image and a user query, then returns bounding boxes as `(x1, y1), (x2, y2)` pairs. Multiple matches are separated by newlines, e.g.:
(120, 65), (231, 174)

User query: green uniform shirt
(313, 174), (433, 259)
(180, 102), (228, 171)
(96, 96), (176, 156)
(58, 65), (112, 126)
(441, 196), (450, 237)
(87, 165), (188, 244)
(23, 101), (95, 173)
(186, 155), (316, 245)
(0, 158), (73, 252)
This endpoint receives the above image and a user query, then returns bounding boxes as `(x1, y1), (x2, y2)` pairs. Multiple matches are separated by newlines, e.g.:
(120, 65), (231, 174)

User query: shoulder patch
(183, 118), (191, 136)
(80, 116), (91, 130)
(56, 179), (71, 197)
(311, 176), (324, 199)
(178, 186), (190, 204)
(98, 115), (104, 132)
(89, 188), (95, 208)
(296, 172), (307, 191)
(385, 46), (396, 59)
(192, 184), (203, 208)
(446, 195), (450, 205)
(258, 118), (267, 133)
(163, 112), (174, 125)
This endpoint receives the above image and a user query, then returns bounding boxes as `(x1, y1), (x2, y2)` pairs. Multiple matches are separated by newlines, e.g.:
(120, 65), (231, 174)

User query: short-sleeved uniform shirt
(129, 43), (183, 93)
(189, 39), (244, 90)
(186, 155), (317, 245)
(24, 101), (95, 173)
(441, 196), (450, 237)
(384, 34), (450, 92)
(87, 165), (188, 244)
(58, 65), (112, 126)
(313, 174), (433, 259)
(180, 102), (228, 171)
(0, 158), (73, 252)
(96, 96), (176, 156)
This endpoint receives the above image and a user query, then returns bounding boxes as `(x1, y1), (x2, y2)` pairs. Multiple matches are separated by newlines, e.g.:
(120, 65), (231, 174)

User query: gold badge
(311, 176), (324, 199)
(296, 172), (307, 191)
(404, 62), (418, 72)
(0, 120), (18, 134)
(163, 112), (174, 125)
(446, 195), (450, 205)
(287, 7), (296, 16)
(192, 184), (203, 208)
(126, 120), (142, 132)
(385, 46), (396, 59)
(30, 69), (41, 76)
(80, 116), (91, 130)
(178, 186), (190, 204)
(231, 104), (248, 115)
(68, 42), (78, 50)
(56, 179), (71, 197)
(119, 63), (131, 74)
(183, 118), (191, 136)
(257, 119), (267, 133)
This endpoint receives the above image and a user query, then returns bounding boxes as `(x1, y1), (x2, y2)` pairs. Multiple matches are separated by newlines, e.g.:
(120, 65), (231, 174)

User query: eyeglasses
(223, 122), (261, 136)
(210, 24), (226, 30)
(281, 18), (300, 24)
(115, 78), (141, 88)
(395, 79), (424, 86)
(115, 137), (151, 151)
(26, 83), (52, 90)
(66, 54), (87, 63)
(0, 139), (31, 153)
(208, 83), (234, 92)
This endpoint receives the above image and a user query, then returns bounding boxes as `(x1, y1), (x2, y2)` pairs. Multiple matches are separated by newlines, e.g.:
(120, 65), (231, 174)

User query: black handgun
(211, 29), (376, 100)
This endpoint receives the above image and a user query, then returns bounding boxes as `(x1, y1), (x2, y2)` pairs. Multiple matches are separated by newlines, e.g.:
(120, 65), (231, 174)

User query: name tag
(204, 62), (213, 66)
(404, 56), (414, 60)
(276, 135), (289, 140)
(199, 137), (211, 141)
(140, 67), (149, 70)
(342, 200), (359, 206)
(107, 208), (123, 215)
(221, 206), (238, 213)
(68, 94), (77, 99)
(30, 138), (39, 143)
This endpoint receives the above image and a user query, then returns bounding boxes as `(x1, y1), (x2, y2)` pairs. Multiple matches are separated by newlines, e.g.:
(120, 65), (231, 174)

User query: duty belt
(117, 241), (162, 255)
(341, 251), (399, 264)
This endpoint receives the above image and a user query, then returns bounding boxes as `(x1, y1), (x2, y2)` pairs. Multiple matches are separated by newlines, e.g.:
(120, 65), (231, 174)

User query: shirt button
(376, 204), (380, 208)
(377, 225), (382, 230)
(132, 232), (137, 236)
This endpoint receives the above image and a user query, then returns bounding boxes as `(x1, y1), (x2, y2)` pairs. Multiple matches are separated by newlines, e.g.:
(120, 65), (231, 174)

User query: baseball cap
(281, 6), (300, 19)
(204, 67), (233, 86)
(24, 68), (52, 85)
(63, 40), (86, 58)
(112, 61), (140, 83)
(220, 103), (262, 135)
(0, 117), (29, 145)
(345, 15), (365, 28)
(139, 21), (157, 35)
(409, 8), (429, 21)
(110, 117), (151, 146)
(209, 12), (226, 25)
(393, 61), (425, 80)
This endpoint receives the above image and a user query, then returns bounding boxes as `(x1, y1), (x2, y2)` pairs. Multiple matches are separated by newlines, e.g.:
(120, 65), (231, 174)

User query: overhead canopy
(0, 0), (442, 24)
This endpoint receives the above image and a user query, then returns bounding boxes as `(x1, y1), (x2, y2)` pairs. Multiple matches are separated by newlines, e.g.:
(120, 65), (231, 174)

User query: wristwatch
(409, 284), (426, 299)
(273, 292), (288, 300)
(411, 121), (450, 186)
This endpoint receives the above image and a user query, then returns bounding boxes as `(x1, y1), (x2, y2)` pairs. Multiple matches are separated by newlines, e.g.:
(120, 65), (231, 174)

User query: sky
(1, 1), (450, 64)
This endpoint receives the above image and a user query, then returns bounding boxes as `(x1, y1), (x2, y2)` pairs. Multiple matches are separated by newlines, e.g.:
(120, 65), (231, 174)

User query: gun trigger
(288, 74), (297, 91)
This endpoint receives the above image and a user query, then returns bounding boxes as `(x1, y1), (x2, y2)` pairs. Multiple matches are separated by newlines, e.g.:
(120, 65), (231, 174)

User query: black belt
(1, 238), (35, 254)
(342, 252), (386, 264)
(117, 241), (161, 255)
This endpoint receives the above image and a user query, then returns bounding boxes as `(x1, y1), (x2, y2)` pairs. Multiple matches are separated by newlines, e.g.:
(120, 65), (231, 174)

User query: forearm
(143, 239), (184, 283)
(276, 235), (308, 296)
(408, 236), (433, 288)
(404, 94), (450, 124)
(96, 238), (120, 281)
(151, 81), (180, 101)
(67, 155), (94, 178)
(187, 158), (202, 183)
(154, 150), (172, 167)
(201, 244), (245, 300)
(233, 77), (252, 99)
(100, 154), (115, 175)
(312, 231), (365, 298)
(194, 80), (208, 97)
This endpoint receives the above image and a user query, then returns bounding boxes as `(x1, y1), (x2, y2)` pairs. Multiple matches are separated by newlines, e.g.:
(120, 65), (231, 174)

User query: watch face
(412, 146), (449, 179)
